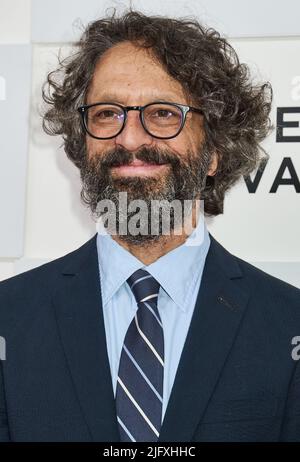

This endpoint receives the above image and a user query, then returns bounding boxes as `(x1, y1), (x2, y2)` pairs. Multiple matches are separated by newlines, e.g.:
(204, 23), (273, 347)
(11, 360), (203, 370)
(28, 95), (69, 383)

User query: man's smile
(110, 159), (170, 176)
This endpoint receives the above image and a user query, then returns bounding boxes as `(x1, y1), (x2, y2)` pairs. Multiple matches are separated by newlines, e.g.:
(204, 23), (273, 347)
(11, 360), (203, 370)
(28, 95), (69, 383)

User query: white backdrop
(0, 0), (299, 287)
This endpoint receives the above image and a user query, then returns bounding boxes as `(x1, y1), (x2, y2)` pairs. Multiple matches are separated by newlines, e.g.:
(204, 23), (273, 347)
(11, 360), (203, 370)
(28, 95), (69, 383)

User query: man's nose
(114, 110), (153, 151)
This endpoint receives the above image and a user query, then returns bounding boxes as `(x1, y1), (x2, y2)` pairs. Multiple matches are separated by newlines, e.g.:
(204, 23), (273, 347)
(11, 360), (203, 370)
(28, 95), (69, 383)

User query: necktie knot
(127, 269), (160, 305)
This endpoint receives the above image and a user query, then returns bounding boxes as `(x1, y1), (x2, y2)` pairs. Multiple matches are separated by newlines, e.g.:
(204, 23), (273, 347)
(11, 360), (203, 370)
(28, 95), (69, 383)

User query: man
(0, 10), (300, 442)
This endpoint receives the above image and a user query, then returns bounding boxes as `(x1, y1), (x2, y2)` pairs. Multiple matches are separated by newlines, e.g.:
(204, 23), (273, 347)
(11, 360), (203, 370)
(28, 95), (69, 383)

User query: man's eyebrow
(88, 93), (183, 104)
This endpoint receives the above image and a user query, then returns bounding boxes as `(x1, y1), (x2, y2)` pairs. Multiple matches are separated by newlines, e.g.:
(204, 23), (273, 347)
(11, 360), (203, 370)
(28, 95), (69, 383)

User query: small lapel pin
(217, 294), (239, 311)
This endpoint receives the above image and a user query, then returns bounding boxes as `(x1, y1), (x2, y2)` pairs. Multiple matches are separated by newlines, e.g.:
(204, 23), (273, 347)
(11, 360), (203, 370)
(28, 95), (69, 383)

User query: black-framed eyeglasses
(77, 101), (204, 140)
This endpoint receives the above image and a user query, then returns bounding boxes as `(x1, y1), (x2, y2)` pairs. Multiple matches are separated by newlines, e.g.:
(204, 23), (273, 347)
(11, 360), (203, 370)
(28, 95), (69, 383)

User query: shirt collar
(97, 216), (210, 312)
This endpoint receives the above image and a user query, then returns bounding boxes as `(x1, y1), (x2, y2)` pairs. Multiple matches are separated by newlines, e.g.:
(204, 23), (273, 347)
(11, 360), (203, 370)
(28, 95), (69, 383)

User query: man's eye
(155, 110), (173, 118)
(96, 110), (117, 119)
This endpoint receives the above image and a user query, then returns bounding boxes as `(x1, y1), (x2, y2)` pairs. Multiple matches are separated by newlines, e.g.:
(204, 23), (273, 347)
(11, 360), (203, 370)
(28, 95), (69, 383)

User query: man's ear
(207, 152), (218, 176)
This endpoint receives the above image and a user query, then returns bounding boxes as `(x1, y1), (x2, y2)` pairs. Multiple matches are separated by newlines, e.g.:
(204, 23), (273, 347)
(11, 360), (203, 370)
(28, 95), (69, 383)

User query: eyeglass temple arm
(189, 106), (204, 115)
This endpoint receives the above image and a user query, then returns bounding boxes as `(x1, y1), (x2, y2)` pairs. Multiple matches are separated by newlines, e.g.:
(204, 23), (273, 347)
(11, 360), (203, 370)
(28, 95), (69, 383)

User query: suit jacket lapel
(52, 235), (120, 442)
(158, 234), (250, 442)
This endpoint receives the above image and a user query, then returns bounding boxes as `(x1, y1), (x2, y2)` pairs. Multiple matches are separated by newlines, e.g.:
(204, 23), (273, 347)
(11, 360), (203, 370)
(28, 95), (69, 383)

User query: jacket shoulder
(0, 234), (97, 295)
(209, 234), (300, 313)
(235, 254), (300, 299)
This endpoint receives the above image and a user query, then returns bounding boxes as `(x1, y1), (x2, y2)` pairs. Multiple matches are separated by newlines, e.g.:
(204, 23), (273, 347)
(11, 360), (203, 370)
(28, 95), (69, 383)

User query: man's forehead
(88, 43), (190, 104)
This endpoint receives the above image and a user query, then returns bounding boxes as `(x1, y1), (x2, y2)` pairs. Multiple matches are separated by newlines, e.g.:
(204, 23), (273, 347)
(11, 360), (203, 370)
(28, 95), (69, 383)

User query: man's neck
(111, 202), (200, 265)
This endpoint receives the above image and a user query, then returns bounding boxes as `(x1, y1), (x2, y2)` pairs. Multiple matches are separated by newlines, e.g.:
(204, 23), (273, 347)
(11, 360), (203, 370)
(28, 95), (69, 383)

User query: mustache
(98, 147), (181, 169)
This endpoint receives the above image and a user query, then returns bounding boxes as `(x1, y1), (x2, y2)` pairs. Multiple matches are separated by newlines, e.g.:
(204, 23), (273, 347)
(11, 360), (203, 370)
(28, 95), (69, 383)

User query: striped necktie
(116, 268), (164, 442)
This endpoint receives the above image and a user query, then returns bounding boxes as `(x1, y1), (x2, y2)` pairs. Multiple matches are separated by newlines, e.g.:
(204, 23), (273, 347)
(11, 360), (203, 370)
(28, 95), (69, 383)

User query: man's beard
(80, 143), (212, 245)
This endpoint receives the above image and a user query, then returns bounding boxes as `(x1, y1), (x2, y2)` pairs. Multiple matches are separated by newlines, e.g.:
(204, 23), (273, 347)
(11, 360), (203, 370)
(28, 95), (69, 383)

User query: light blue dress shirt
(96, 217), (211, 423)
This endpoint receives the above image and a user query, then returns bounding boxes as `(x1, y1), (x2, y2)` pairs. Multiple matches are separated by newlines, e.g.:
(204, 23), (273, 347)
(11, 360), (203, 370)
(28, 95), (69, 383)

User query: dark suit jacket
(0, 233), (299, 442)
